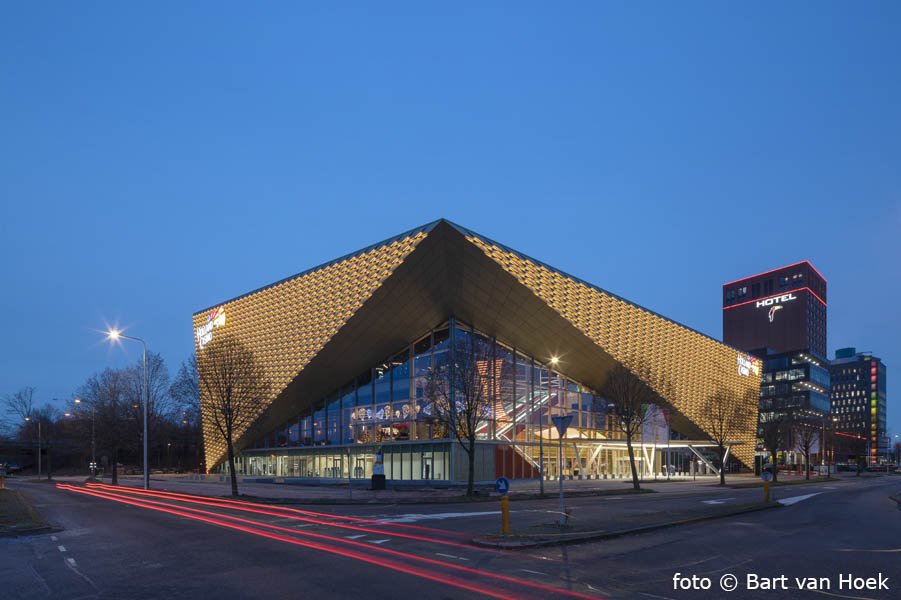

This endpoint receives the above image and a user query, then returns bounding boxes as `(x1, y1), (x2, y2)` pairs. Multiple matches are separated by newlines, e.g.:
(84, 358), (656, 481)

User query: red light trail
(83, 482), (488, 553)
(84, 481), (460, 536)
(58, 484), (522, 599)
(59, 483), (601, 600)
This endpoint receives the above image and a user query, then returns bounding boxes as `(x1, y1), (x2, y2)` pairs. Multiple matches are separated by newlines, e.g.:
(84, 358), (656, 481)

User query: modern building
(723, 261), (831, 470)
(829, 348), (888, 466)
(757, 348), (831, 469)
(723, 261), (827, 358)
(194, 220), (759, 484)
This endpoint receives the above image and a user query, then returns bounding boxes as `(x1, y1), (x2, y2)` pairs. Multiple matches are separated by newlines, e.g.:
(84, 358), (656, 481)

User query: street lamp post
(74, 399), (97, 477)
(551, 413), (573, 528)
(25, 417), (41, 479)
(887, 435), (892, 474)
(107, 329), (150, 490)
(537, 356), (559, 496)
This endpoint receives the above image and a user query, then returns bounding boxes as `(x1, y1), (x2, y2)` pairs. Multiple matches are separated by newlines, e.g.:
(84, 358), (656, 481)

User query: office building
(830, 348), (888, 467)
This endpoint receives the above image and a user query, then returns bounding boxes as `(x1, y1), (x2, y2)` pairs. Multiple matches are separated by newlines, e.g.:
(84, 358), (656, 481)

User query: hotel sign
(755, 293), (797, 308)
(737, 354), (761, 378)
(196, 306), (226, 349)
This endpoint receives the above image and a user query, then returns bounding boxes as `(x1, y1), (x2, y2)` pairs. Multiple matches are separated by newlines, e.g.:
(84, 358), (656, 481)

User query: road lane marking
(378, 511), (499, 523)
(50, 536), (58, 541)
(344, 534), (366, 540)
(520, 569), (548, 576)
(369, 539), (391, 544)
(435, 553), (470, 561)
(57, 545), (66, 553)
(671, 555), (720, 569)
(701, 498), (735, 505)
(63, 556), (100, 593)
(778, 493), (821, 506)
(791, 588), (884, 600)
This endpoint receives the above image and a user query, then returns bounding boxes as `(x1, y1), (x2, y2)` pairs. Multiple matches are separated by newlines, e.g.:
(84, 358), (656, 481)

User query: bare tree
(32, 404), (59, 479)
(170, 355), (203, 472)
(3, 386), (36, 422)
(425, 329), (494, 496)
(122, 352), (172, 463)
(760, 413), (787, 483)
(793, 420), (819, 480)
(700, 387), (746, 486)
(601, 361), (658, 491)
(170, 355), (199, 414)
(4, 387), (45, 477)
(78, 368), (131, 484)
(197, 334), (268, 496)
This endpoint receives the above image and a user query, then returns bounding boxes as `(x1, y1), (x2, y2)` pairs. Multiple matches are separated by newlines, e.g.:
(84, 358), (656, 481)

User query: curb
(103, 484), (654, 506)
(472, 502), (780, 549)
(0, 524), (58, 538)
(229, 487), (652, 506)
(722, 477), (844, 490)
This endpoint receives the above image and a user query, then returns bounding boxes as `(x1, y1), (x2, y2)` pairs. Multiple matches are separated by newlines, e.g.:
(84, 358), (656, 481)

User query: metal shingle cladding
(193, 230), (428, 469)
(467, 235), (759, 467)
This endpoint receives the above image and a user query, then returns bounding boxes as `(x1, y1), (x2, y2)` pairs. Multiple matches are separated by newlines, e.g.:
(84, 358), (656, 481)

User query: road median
(472, 501), (778, 549)
(0, 488), (55, 537)
(723, 476), (841, 489)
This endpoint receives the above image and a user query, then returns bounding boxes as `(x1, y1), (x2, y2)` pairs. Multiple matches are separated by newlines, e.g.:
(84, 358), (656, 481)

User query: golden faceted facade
(468, 236), (759, 467)
(193, 231), (428, 469)
(194, 220), (759, 471)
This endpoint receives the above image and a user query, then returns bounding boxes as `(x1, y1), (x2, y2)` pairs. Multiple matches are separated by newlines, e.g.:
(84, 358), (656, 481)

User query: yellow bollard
(1, 476), (5, 490)
(501, 495), (510, 535)
(763, 481), (770, 503)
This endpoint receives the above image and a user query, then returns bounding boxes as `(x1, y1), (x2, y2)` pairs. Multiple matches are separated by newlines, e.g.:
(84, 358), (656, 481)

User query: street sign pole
(762, 463), (774, 503)
(551, 415), (573, 528)
(495, 477), (510, 535)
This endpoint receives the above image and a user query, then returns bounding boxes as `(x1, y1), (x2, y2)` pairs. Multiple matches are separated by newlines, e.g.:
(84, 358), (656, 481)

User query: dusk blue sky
(2, 3), (899, 435)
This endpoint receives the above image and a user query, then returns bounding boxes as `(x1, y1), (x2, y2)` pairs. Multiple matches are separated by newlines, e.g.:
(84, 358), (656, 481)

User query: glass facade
(759, 350), (831, 418)
(237, 319), (715, 482)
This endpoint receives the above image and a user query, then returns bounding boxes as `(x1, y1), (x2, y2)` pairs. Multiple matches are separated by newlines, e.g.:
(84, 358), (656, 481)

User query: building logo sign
(737, 354), (761, 378)
(768, 305), (783, 323)
(755, 292), (797, 309)
(196, 306), (226, 349)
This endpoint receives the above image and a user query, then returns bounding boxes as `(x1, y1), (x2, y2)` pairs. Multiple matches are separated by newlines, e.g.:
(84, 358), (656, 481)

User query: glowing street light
(73, 398), (97, 478)
(25, 416), (41, 479)
(537, 356), (561, 496)
(106, 328), (150, 490)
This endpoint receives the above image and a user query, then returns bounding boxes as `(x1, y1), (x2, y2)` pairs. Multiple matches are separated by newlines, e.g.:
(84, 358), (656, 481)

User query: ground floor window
(243, 443), (450, 482)
(236, 440), (731, 482)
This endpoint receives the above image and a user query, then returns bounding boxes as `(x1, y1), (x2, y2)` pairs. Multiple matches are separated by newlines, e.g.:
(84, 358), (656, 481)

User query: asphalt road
(1, 476), (898, 599)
